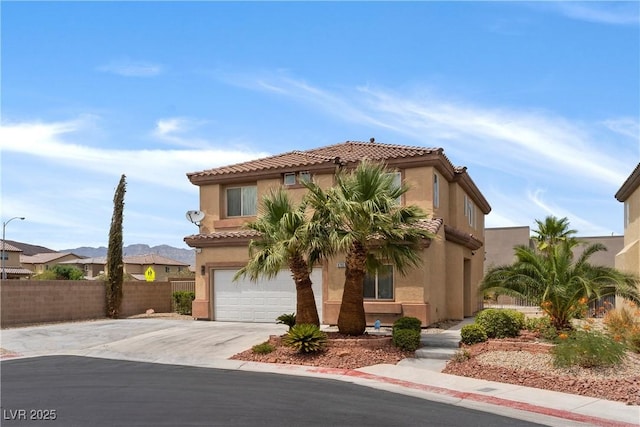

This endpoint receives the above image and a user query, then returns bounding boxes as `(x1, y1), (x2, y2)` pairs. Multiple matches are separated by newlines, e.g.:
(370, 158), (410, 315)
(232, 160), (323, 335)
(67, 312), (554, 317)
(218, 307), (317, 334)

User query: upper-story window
(284, 171), (312, 186)
(387, 172), (402, 204)
(227, 185), (257, 217)
(464, 194), (475, 228)
(624, 200), (630, 229)
(433, 173), (440, 208)
(364, 265), (394, 300)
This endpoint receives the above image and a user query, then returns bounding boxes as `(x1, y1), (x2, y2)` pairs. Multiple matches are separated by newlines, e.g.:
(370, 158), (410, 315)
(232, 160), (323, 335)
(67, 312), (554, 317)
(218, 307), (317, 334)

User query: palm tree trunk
(337, 243), (367, 335)
(289, 256), (320, 326)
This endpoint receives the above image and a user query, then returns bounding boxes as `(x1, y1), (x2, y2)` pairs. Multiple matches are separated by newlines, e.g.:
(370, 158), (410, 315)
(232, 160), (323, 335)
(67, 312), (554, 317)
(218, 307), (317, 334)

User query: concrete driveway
(0, 318), (288, 367)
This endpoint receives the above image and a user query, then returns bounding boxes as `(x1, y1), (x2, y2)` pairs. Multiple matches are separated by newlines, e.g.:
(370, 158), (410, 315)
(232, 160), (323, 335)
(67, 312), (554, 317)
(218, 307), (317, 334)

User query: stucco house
(61, 254), (191, 281)
(184, 140), (491, 326)
(0, 240), (34, 279)
(20, 252), (87, 276)
(615, 163), (640, 289)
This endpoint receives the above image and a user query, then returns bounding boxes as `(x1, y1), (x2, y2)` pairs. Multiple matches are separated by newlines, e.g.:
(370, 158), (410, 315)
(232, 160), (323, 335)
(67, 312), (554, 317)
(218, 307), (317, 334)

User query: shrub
(604, 305), (640, 352)
(525, 316), (558, 342)
(460, 323), (488, 345)
(552, 330), (627, 368)
(172, 291), (195, 315)
(276, 313), (296, 330)
(283, 324), (327, 353)
(452, 348), (471, 362)
(392, 329), (421, 351)
(252, 341), (275, 354)
(392, 316), (422, 333)
(475, 309), (524, 339)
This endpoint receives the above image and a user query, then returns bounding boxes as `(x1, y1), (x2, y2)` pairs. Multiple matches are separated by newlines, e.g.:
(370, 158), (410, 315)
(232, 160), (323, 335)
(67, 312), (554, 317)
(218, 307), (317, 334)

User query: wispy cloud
(547, 2), (640, 26)
(97, 59), (164, 77)
(153, 117), (213, 148)
(0, 117), (268, 192)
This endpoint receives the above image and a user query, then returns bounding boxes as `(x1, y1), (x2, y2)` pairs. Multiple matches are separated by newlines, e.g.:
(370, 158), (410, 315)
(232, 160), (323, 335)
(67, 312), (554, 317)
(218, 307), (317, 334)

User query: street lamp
(2, 217), (25, 280)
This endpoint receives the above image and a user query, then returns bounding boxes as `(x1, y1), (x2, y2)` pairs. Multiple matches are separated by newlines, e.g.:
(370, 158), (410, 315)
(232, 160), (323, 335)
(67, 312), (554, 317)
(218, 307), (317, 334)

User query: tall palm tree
(532, 215), (578, 252)
(304, 160), (434, 335)
(480, 240), (640, 330)
(234, 188), (324, 326)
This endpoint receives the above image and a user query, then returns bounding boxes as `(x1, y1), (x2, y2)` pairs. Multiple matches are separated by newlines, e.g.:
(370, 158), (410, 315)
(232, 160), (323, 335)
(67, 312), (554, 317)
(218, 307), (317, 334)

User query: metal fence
(170, 280), (195, 312)
(484, 294), (617, 318)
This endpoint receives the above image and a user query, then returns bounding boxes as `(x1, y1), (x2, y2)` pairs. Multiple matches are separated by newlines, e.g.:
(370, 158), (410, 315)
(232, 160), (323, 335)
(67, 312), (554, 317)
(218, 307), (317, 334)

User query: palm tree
(304, 160), (434, 335)
(532, 215), (578, 252)
(234, 188), (324, 326)
(480, 240), (640, 330)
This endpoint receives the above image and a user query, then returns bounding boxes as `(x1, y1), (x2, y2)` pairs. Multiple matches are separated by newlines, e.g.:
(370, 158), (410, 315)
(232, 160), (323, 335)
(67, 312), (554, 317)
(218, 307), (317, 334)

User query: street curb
(306, 367), (638, 427)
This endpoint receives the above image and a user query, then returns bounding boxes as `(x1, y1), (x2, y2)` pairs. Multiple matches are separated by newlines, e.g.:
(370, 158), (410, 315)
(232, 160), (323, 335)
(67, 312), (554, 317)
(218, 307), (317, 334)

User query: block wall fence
(1, 280), (171, 327)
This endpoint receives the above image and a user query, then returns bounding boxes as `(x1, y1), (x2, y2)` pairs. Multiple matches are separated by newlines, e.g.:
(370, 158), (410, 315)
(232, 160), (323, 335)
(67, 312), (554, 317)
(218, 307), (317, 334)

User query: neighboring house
(59, 257), (107, 279)
(20, 252), (87, 275)
(61, 254), (190, 281)
(615, 163), (640, 293)
(184, 140), (491, 326)
(120, 254), (191, 281)
(0, 240), (34, 279)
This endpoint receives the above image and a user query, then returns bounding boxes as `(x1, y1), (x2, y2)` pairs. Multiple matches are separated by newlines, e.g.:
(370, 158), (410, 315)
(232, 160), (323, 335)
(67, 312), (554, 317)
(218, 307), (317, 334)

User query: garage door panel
(213, 269), (322, 323)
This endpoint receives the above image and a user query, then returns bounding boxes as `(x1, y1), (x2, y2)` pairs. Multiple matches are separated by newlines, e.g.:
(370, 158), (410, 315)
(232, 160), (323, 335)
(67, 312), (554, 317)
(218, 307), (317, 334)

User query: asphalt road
(0, 356), (546, 427)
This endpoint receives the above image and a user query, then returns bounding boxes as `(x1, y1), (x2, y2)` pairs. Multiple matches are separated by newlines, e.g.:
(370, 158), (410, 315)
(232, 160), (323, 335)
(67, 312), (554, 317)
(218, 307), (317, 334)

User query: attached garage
(212, 268), (323, 323)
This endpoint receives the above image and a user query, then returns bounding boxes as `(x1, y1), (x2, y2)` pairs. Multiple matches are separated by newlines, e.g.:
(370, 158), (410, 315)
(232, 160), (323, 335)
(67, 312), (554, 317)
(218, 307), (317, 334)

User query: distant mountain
(4, 240), (57, 256)
(60, 244), (196, 266)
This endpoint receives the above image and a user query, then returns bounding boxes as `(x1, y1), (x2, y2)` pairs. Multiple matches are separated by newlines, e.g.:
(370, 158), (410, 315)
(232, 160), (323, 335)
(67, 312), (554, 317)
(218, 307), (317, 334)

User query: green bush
(172, 291), (195, 315)
(552, 330), (627, 368)
(475, 309), (524, 339)
(392, 329), (421, 351)
(276, 313), (296, 330)
(392, 316), (422, 332)
(252, 341), (276, 354)
(460, 323), (488, 345)
(525, 316), (558, 342)
(283, 324), (327, 353)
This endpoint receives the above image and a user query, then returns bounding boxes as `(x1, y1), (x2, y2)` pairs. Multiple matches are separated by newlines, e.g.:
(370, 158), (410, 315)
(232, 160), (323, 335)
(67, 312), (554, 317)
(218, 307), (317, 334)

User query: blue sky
(1, 1), (638, 251)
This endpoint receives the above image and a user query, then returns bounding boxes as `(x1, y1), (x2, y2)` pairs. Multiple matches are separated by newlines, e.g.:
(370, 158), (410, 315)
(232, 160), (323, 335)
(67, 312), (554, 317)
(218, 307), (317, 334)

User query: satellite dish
(186, 210), (205, 226)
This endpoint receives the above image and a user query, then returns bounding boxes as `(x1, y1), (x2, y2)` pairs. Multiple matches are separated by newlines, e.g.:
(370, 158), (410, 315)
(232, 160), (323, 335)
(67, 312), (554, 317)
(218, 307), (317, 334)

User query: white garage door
(213, 268), (323, 323)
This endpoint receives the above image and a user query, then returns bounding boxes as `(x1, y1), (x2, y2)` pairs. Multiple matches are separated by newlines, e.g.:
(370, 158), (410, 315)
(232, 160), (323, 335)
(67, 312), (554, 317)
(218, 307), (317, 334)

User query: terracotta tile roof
(0, 267), (34, 275)
(0, 240), (22, 252)
(187, 140), (445, 181)
(59, 257), (107, 265)
(20, 252), (85, 264)
(122, 254), (190, 266)
(184, 219), (442, 248)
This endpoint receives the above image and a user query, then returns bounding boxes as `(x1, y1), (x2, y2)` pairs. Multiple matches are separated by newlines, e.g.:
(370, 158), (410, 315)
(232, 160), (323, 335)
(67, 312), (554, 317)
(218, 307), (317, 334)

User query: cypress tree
(106, 174), (126, 318)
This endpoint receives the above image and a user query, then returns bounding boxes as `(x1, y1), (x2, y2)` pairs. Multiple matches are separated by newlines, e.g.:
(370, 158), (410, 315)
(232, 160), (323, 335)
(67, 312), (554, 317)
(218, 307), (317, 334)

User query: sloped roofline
(615, 162), (640, 202)
(186, 140), (491, 214)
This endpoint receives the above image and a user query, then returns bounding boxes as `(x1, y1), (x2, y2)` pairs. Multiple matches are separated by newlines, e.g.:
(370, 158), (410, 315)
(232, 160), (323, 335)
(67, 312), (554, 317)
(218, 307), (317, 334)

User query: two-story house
(0, 240), (34, 279)
(615, 163), (640, 293)
(60, 254), (191, 281)
(184, 140), (491, 326)
(20, 252), (87, 275)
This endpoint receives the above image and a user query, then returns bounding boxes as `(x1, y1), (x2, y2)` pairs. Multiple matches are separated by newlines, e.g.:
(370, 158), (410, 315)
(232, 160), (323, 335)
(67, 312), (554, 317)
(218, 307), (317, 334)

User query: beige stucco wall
(616, 187), (640, 278)
(191, 165), (487, 326)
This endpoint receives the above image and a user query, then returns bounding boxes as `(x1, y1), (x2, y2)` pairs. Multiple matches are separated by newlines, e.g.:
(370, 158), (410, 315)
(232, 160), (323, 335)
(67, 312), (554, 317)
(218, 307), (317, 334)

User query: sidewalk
(2, 318), (638, 426)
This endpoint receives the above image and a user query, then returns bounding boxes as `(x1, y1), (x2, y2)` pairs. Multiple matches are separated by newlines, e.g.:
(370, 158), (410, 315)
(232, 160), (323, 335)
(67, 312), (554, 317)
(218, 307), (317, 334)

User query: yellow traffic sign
(145, 266), (156, 282)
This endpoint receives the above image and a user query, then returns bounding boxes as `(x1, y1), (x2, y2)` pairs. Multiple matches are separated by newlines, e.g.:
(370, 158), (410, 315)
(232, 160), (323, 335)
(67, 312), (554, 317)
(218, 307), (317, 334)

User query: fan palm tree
(532, 215), (578, 252)
(480, 240), (640, 330)
(304, 160), (434, 335)
(234, 188), (324, 326)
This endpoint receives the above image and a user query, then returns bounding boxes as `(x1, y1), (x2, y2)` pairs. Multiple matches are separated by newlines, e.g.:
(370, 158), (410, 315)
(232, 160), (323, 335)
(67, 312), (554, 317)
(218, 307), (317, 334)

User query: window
(226, 186), (257, 217)
(364, 265), (394, 300)
(464, 195), (475, 228)
(298, 171), (311, 183)
(433, 173), (440, 208)
(624, 201), (630, 229)
(283, 173), (296, 186)
(165, 266), (171, 273)
(387, 172), (402, 204)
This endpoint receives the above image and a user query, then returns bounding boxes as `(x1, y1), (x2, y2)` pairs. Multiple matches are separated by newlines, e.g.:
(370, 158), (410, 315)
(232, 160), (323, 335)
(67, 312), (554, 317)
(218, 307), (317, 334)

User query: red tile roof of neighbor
(187, 140), (454, 181)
